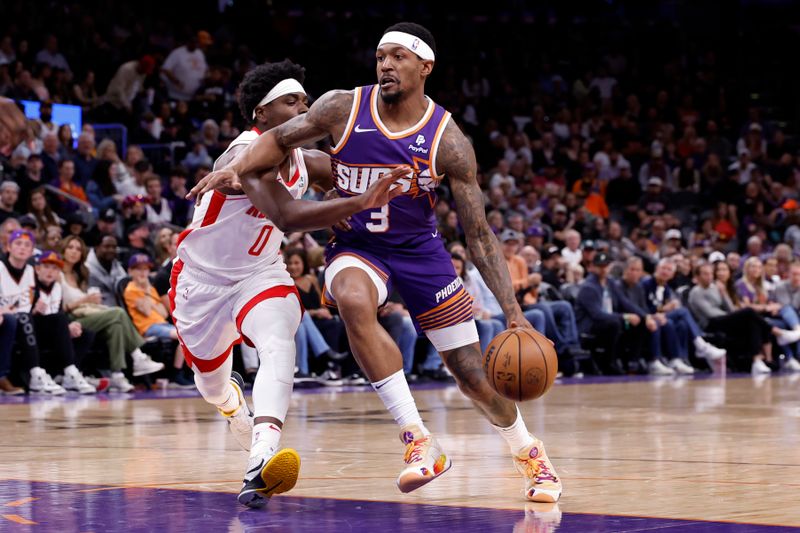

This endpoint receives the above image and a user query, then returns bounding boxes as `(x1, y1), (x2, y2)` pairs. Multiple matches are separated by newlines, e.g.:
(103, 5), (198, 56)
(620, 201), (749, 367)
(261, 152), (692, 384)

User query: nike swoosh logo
(431, 231), (439, 238)
(374, 381), (387, 389)
(354, 124), (377, 133)
(246, 460), (265, 476)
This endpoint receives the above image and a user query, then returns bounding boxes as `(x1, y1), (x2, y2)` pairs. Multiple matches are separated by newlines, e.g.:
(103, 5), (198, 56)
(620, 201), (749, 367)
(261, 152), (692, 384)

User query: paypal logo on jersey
(409, 134), (428, 154)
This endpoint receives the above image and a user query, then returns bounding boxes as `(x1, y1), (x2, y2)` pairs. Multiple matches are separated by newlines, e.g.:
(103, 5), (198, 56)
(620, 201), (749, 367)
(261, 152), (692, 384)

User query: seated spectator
(0, 218), (21, 255)
(73, 133), (97, 186)
(60, 235), (164, 391)
(736, 256), (800, 360)
(123, 253), (192, 387)
(86, 160), (121, 213)
(521, 272), (588, 361)
(144, 175), (172, 224)
(772, 261), (800, 371)
(162, 166), (192, 227)
(500, 229), (529, 293)
(16, 154), (46, 208)
(561, 230), (582, 266)
(641, 258), (726, 368)
(86, 235), (128, 307)
(42, 223), (62, 252)
(32, 250), (97, 393)
(26, 187), (62, 242)
(690, 262), (793, 374)
(574, 252), (645, 375)
(0, 230), (72, 393)
(123, 221), (153, 264)
(83, 210), (116, 249)
(54, 159), (88, 216)
(0, 180), (21, 224)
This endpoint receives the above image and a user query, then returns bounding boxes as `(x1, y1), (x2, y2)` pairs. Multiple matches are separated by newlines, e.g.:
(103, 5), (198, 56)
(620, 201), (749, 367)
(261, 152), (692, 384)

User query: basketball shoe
(237, 448), (301, 508)
(219, 371), (254, 451)
(396, 424), (452, 493)
(513, 437), (562, 502)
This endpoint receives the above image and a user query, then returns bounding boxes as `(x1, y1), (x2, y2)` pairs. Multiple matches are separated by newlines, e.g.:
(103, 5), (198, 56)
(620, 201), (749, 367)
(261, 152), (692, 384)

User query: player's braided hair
(237, 59), (306, 123)
(383, 22), (437, 57)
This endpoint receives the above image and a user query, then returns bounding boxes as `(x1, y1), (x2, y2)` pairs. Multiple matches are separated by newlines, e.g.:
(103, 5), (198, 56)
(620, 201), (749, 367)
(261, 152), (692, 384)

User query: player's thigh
(324, 251), (390, 311)
(170, 272), (240, 367)
(233, 267), (303, 342)
(390, 246), (479, 352)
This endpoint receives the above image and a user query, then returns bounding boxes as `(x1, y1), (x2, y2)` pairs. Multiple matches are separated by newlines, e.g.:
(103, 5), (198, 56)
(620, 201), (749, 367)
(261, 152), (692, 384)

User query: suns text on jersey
(333, 161), (437, 196)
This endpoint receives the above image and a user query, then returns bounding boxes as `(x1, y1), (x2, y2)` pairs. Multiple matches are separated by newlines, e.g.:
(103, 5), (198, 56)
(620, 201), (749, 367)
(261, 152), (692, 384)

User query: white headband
(252, 78), (306, 119)
(378, 31), (435, 61)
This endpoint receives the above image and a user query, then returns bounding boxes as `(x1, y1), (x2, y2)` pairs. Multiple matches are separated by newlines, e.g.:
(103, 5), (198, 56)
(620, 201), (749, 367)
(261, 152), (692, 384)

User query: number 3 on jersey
(248, 225), (274, 256)
(366, 205), (390, 233)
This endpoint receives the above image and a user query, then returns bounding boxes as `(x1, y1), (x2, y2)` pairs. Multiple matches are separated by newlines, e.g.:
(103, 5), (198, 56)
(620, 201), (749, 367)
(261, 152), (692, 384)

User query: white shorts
(169, 260), (301, 372)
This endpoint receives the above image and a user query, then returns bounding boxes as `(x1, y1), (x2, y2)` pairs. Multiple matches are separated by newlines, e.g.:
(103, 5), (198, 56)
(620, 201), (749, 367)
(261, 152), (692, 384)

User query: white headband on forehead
(252, 78), (306, 119)
(378, 31), (435, 61)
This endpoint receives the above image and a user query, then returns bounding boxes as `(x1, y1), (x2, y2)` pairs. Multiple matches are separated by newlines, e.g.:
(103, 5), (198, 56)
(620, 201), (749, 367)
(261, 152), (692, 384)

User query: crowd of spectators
(3, 3), (800, 394)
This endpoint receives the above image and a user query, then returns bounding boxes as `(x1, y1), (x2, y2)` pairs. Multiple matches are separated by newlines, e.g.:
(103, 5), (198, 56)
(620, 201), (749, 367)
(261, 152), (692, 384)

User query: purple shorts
(324, 238), (474, 334)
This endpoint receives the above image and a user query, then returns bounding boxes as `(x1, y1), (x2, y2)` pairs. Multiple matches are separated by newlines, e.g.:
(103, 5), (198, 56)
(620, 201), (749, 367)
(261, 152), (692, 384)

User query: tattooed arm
(440, 121), (531, 329)
(188, 90), (351, 198)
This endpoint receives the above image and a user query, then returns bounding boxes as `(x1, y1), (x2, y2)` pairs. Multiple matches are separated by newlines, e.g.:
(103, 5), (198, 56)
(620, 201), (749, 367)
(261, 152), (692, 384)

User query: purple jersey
(330, 84), (451, 249)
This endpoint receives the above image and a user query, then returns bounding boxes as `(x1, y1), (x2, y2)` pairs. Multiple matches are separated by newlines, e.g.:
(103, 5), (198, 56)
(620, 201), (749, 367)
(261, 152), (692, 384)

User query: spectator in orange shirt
(123, 253), (175, 339)
(500, 229), (529, 293)
(55, 159), (88, 216)
(122, 253), (192, 387)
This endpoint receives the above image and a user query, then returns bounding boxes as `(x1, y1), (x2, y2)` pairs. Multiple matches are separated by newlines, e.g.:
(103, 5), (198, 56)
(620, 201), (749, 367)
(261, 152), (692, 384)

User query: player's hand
(323, 189), (352, 231)
(0, 97), (27, 147)
(509, 315), (555, 346)
(186, 168), (242, 204)
(357, 166), (410, 210)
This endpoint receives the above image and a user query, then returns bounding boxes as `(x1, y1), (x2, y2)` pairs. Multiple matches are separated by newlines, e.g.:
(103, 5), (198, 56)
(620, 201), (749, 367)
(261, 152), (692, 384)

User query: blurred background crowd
(3, 1), (800, 395)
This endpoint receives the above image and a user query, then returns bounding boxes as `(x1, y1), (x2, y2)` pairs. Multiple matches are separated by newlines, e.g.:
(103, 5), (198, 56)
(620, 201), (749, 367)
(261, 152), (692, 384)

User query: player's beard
(379, 87), (403, 104)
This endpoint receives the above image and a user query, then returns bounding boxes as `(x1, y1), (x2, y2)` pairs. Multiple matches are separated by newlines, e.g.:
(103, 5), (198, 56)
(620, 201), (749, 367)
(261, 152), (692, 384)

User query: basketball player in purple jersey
(191, 22), (561, 502)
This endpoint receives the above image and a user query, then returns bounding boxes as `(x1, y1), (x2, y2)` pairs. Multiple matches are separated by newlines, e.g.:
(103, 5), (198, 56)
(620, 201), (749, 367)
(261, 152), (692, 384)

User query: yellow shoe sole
(259, 448), (301, 497)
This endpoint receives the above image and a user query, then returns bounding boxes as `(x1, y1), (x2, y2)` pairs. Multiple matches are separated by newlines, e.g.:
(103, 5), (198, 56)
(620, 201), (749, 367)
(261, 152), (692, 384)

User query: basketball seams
(490, 331), (514, 396)
(521, 328), (550, 398)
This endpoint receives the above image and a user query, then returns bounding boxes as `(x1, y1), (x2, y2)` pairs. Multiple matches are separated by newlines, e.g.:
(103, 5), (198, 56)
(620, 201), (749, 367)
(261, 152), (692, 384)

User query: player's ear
(254, 106), (267, 123)
(421, 60), (434, 78)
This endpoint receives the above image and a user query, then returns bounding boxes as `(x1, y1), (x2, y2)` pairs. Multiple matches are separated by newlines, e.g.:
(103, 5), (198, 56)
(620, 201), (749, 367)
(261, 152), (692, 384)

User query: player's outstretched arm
(0, 97), (27, 146)
(187, 90), (353, 200)
(440, 122), (531, 329)
(240, 166), (409, 233)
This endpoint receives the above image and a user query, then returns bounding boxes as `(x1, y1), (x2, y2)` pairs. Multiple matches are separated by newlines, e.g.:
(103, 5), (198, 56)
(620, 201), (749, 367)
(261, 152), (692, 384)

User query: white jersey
(0, 262), (35, 313)
(176, 130), (309, 283)
(35, 282), (63, 315)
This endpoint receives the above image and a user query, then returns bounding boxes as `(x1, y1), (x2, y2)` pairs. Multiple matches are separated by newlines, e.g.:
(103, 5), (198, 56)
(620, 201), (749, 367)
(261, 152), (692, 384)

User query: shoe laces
(521, 455), (558, 484)
(403, 436), (430, 465)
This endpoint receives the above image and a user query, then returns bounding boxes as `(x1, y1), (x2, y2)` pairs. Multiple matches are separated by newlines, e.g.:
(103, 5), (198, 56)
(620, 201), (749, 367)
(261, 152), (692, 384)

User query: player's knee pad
(260, 336), (296, 386)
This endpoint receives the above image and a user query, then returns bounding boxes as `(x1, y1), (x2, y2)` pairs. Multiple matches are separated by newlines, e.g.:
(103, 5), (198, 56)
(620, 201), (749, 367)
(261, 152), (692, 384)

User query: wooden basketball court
(1, 374), (799, 531)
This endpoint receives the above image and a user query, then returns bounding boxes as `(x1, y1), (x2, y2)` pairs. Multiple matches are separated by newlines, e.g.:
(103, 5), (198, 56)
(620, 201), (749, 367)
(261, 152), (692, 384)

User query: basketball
(483, 328), (558, 402)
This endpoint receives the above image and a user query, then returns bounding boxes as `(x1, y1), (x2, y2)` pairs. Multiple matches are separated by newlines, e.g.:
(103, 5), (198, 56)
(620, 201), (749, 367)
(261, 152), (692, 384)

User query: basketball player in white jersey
(170, 60), (406, 508)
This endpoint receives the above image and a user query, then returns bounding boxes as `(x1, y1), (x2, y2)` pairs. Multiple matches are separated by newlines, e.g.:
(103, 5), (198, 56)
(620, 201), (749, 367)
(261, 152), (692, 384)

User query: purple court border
(0, 480), (795, 532)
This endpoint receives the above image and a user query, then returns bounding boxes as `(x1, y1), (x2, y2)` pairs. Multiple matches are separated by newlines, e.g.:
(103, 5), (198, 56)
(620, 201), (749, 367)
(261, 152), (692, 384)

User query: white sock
(252, 422), (282, 457)
(371, 370), (429, 434)
(494, 406), (535, 453)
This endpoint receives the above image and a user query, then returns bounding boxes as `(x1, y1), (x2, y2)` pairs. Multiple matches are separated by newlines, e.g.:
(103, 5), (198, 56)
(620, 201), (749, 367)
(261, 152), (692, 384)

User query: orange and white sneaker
(513, 437), (562, 502)
(396, 424), (452, 493)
